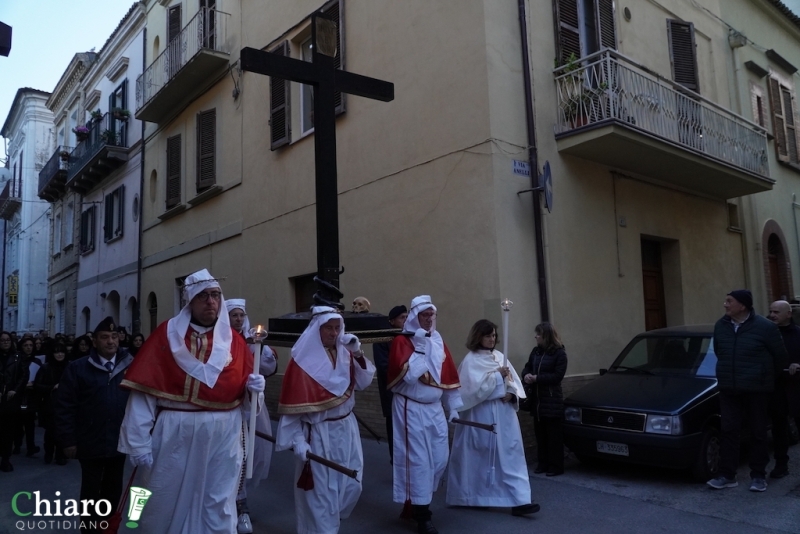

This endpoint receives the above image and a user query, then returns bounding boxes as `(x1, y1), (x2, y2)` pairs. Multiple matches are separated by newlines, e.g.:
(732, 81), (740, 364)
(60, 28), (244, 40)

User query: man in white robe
(276, 306), (375, 534)
(117, 269), (265, 534)
(387, 295), (462, 534)
(446, 319), (539, 515)
(226, 298), (277, 534)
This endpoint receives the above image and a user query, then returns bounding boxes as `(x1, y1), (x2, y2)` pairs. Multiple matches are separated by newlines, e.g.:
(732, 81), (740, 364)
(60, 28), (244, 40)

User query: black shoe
(770, 466), (789, 479)
(512, 503), (541, 516)
(0, 460), (13, 472)
(546, 469), (564, 477)
(417, 520), (438, 534)
(533, 465), (547, 474)
(26, 446), (40, 457)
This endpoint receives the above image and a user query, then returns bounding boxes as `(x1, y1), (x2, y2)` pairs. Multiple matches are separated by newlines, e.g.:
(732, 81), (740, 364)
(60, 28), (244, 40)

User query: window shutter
(168, 5), (182, 43)
(667, 20), (699, 92)
(90, 206), (96, 248)
(596, 0), (616, 50)
(166, 135), (182, 208)
(781, 86), (799, 163)
(554, 0), (581, 64)
(769, 78), (788, 161)
(323, 0), (345, 115)
(269, 41), (291, 150)
(80, 210), (88, 251)
(196, 109), (216, 190)
(104, 192), (113, 242)
(117, 185), (125, 237)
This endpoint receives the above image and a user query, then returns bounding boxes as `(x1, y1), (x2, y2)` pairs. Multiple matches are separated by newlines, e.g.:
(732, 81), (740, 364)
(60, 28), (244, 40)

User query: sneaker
(707, 476), (738, 489)
(770, 465), (789, 479)
(749, 478), (767, 492)
(237, 513), (253, 534)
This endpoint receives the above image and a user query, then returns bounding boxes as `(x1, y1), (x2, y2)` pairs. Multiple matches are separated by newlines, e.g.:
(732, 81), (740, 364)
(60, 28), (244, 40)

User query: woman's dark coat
(522, 345), (568, 420)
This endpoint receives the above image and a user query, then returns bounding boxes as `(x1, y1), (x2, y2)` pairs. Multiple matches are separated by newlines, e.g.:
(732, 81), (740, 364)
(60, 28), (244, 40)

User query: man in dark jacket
(767, 300), (800, 479)
(372, 305), (407, 463)
(55, 317), (133, 533)
(708, 290), (789, 493)
(0, 331), (27, 472)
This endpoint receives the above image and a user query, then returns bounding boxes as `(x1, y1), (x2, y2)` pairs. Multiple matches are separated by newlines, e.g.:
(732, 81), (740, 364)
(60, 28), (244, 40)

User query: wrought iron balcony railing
(0, 178), (21, 220)
(38, 145), (73, 201)
(136, 7), (230, 112)
(554, 49), (769, 178)
(66, 112), (128, 192)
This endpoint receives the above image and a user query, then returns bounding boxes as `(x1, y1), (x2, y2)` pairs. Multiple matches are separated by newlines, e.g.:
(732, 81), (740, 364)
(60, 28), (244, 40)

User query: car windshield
(610, 335), (717, 377)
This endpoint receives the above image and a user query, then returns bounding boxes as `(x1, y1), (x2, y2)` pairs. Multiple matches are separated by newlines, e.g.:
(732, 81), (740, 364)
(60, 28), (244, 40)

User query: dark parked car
(563, 325), (721, 481)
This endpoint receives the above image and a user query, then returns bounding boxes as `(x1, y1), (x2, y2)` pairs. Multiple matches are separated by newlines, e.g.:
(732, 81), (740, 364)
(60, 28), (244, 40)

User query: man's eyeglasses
(195, 291), (222, 302)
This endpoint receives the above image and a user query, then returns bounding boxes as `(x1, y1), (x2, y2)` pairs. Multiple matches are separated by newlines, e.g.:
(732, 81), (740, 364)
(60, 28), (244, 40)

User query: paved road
(1, 425), (798, 533)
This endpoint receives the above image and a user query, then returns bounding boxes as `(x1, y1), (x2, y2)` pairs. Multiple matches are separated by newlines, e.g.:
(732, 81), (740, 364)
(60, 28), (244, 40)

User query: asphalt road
(1, 425), (798, 533)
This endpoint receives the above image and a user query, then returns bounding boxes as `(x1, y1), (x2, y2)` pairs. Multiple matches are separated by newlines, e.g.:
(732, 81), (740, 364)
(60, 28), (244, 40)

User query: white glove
(130, 452), (153, 468)
(293, 440), (311, 463)
(341, 333), (361, 353)
(412, 328), (429, 353)
(247, 373), (265, 393)
(448, 411), (459, 423)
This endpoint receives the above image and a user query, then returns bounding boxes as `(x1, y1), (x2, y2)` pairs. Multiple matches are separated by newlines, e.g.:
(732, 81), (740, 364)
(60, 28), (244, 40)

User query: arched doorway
(147, 292), (157, 336)
(107, 291), (121, 325)
(81, 307), (91, 335)
(762, 221), (794, 302)
(126, 296), (139, 333)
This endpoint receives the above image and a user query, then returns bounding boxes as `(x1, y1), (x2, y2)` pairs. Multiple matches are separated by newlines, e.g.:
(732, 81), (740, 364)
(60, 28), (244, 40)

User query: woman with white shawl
(446, 319), (540, 516)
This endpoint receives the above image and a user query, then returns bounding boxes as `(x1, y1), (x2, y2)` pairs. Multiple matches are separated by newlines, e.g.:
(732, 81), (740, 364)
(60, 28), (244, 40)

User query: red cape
(121, 321), (253, 410)
(277, 356), (357, 415)
(387, 335), (460, 390)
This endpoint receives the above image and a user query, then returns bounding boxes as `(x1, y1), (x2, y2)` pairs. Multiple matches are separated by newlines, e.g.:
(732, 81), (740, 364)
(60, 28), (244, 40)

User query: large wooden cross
(241, 12), (394, 308)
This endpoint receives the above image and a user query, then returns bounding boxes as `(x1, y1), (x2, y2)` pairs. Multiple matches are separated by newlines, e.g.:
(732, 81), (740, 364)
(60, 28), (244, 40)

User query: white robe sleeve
(442, 389), (463, 412)
(486, 371), (506, 401)
(354, 357), (376, 390)
(118, 391), (157, 456)
(404, 353), (429, 383)
(259, 346), (278, 377)
(276, 414), (305, 452)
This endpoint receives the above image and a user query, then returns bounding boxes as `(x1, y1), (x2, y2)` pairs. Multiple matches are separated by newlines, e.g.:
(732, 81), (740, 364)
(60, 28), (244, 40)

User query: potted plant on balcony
(72, 125), (90, 142)
(100, 129), (117, 144)
(111, 108), (130, 121)
(557, 53), (607, 129)
(90, 109), (103, 122)
(59, 150), (70, 161)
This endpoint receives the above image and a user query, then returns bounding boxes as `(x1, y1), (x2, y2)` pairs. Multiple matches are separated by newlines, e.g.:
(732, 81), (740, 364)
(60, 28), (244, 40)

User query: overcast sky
(3, 0), (800, 162)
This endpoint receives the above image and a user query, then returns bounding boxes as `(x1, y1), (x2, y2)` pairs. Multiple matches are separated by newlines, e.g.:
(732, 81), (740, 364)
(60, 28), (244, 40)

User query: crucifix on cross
(241, 12), (394, 310)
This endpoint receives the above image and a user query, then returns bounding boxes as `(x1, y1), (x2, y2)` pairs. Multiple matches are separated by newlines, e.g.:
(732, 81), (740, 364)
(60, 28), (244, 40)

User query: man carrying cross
(275, 306), (375, 534)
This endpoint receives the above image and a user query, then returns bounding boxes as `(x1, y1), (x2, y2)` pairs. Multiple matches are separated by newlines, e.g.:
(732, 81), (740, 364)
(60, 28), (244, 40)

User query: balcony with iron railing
(136, 7), (230, 123)
(554, 49), (772, 199)
(0, 178), (21, 220)
(38, 145), (74, 202)
(66, 112), (128, 194)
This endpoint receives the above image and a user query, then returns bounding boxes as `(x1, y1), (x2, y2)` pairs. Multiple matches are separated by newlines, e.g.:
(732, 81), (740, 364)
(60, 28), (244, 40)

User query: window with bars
(269, 0), (345, 149)
(553, 0), (616, 64)
(768, 76), (800, 165)
(667, 20), (699, 93)
(166, 135), (182, 209)
(196, 109), (216, 190)
(80, 205), (96, 254)
(104, 186), (125, 242)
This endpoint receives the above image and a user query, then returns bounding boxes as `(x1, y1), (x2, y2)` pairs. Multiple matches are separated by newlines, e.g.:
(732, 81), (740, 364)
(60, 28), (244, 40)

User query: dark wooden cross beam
(241, 13), (393, 309)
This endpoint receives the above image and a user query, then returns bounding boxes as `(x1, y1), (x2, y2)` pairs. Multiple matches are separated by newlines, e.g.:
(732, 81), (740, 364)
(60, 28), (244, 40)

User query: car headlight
(564, 407), (582, 423)
(645, 415), (683, 435)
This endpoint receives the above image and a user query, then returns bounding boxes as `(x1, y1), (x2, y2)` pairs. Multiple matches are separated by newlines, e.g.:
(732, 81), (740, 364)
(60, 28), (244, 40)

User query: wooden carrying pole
(255, 430), (358, 479)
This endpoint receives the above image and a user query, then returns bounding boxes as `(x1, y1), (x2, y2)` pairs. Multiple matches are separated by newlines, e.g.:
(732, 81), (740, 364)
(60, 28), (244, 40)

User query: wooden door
(642, 239), (667, 330)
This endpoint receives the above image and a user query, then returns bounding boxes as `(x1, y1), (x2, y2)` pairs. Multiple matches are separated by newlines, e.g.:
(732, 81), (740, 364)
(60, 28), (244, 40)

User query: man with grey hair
(767, 300), (800, 479)
(118, 269), (265, 533)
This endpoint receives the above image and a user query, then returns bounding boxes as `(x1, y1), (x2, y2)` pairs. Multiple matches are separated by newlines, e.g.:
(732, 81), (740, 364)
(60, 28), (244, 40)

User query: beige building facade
(136, 0), (799, 391)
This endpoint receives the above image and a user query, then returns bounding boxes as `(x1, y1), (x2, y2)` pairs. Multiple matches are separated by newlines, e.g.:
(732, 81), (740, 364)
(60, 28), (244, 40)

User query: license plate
(596, 441), (629, 456)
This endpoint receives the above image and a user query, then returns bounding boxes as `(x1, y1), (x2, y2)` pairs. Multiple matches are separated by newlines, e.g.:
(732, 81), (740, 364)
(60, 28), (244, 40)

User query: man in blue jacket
(55, 317), (133, 533)
(707, 290), (789, 493)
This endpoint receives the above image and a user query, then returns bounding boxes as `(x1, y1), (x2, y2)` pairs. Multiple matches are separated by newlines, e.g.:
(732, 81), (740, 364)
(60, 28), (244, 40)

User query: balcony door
(167, 5), (182, 78)
(642, 239), (667, 331)
(201, 0), (216, 49)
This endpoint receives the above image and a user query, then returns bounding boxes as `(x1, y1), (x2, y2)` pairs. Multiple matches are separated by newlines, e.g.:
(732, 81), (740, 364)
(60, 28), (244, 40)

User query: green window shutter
(166, 135), (182, 208)
(667, 19), (699, 92)
(769, 77), (789, 161)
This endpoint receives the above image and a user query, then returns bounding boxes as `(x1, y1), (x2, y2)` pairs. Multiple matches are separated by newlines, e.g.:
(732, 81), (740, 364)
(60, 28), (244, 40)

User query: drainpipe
(517, 0), (549, 321)
(135, 26), (146, 334)
(793, 194), (800, 288)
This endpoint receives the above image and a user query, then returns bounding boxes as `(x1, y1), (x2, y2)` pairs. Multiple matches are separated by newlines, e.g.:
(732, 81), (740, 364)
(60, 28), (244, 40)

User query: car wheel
(692, 427), (720, 482)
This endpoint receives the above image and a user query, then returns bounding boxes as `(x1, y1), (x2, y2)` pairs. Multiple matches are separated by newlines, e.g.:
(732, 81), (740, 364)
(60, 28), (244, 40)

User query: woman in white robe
(446, 319), (540, 516)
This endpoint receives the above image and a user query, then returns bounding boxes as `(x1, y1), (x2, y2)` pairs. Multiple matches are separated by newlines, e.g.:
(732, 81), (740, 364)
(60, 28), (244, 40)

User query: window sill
(80, 247), (95, 256)
(778, 160), (800, 175)
(104, 234), (123, 245)
(727, 226), (743, 234)
(52, 252), (61, 260)
(158, 203), (187, 221)
(188, 184), (223, 206)
(63, 244), (73, 252)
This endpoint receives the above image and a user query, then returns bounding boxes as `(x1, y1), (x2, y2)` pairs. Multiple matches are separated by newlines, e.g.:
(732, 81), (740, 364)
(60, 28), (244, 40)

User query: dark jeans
(14, 410), (36, 450)
(719, 391), (770, 480)
(770, 388), (800, 468)
(0, 411), (18, 460)
(78, 456), (126, 533)
(533, 415), (564, 472)
(43, 424), (65, 462)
